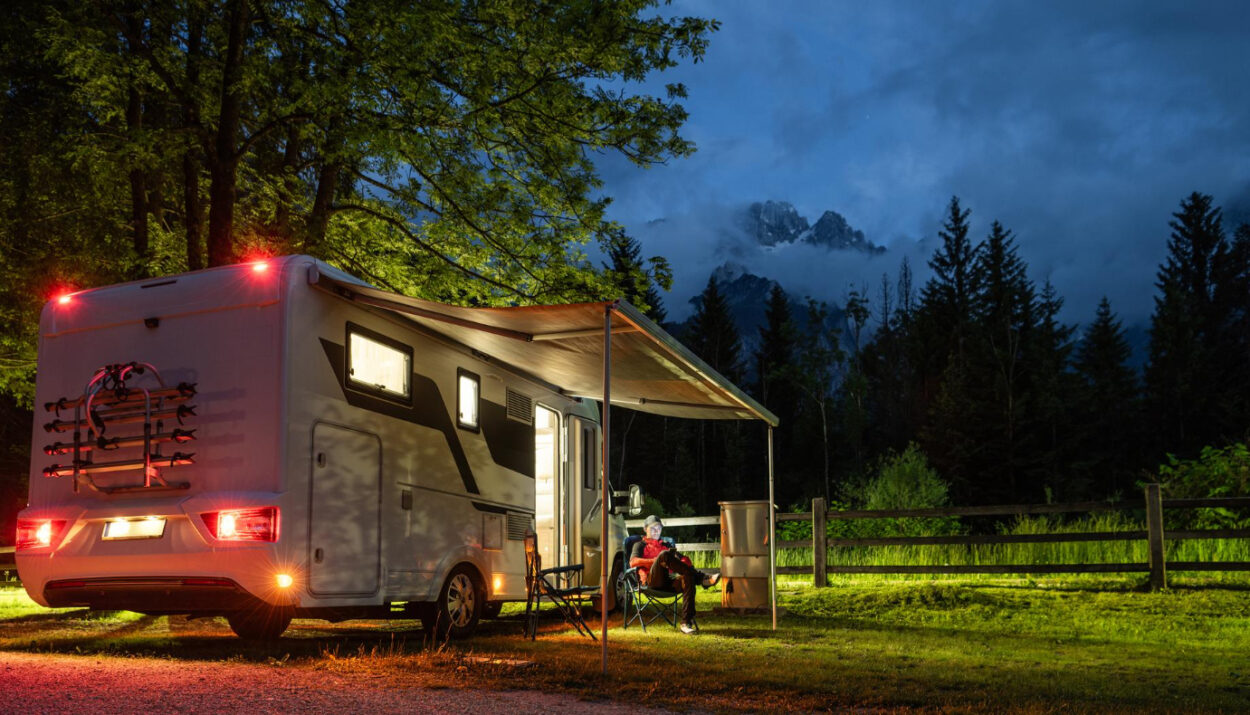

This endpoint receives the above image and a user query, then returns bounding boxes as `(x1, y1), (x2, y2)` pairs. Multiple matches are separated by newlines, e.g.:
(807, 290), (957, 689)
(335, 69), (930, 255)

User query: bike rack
(41, 362), (196, 494)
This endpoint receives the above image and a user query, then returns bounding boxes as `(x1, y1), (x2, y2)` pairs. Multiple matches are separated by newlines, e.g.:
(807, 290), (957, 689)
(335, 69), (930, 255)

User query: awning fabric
(312, 267), (778, 426)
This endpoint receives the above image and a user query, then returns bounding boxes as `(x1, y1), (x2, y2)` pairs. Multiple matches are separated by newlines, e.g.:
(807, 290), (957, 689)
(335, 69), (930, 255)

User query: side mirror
(611, 484), (643, 516)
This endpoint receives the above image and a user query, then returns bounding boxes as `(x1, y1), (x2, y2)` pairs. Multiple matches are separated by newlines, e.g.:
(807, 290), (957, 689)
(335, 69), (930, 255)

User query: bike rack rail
(41, 362), (197, 494)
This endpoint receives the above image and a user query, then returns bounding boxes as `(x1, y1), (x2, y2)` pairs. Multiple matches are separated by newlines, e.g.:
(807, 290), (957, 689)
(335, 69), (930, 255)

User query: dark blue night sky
(599, 0), (1250, 326)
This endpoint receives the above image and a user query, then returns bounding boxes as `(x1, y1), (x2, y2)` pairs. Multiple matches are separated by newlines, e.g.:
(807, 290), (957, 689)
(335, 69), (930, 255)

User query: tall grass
(686, 512), (1250, 584)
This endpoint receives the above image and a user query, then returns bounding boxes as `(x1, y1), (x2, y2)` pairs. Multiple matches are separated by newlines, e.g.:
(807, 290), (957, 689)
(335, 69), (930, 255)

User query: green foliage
(1158, 442), (1250, 528)
(0, 0), (717, 401)
(863, 443), (948, 511)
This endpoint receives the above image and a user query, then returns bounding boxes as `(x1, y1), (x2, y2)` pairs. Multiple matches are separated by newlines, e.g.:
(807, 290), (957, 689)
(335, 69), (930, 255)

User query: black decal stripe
(479, 401), (536, 478)
(321, 339), (480, 495)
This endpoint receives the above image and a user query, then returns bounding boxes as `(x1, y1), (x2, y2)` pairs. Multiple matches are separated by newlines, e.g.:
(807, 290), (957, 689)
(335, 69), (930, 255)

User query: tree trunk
(305, 159), (339, 252)
(124, 12), (148, 262)
(206, 0), (249, 267)
(183, 8), (205, 271)
(272, 125), (302, 240)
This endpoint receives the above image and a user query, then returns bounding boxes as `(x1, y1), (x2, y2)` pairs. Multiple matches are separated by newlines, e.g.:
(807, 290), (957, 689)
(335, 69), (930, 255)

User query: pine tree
(688, 276), (744, 383)
(1072, 297), (1140, 497)
(914, 197), (983, 499)
(687, 276), (747, 508)
(1146, 193), (1234, 455)
(603, 230), (670, 321)
(919, 196), (980, 368)
(968, 220), (1035, 501)
(1022, 280), (1077, 497)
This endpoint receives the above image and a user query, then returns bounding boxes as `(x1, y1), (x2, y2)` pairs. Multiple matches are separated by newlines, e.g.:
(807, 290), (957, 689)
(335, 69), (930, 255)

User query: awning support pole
(769, 425), (777, 631)
(601, 302), (613, 674)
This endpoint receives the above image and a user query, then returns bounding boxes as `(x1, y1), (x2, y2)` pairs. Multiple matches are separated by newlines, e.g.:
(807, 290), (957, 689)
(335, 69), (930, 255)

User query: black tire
(226, 607), (292, 641)
(599, 555), (624, 614)
(426, 565), (482, 639)
(482, 601), (503, 619)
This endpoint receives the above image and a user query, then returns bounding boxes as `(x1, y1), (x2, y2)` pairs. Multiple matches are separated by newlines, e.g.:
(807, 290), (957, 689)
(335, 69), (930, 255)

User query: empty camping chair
(619, 534), (694, 632)
(523, 532), (597, 640)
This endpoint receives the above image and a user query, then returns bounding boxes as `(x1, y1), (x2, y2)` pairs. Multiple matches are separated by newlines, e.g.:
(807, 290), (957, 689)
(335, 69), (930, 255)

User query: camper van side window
(457, 369), (480, 431)
(346, 324), (412, 402)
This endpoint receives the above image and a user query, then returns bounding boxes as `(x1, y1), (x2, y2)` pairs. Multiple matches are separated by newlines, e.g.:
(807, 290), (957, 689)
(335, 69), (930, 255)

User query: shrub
(1157, 442), (1250, 529)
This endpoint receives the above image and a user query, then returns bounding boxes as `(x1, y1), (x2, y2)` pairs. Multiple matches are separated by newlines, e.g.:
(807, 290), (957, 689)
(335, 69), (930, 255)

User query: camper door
(568, 416), (600, 570)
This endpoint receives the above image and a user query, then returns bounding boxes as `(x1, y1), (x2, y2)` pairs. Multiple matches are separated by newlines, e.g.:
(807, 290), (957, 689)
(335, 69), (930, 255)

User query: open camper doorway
(534, 405), (563, 570)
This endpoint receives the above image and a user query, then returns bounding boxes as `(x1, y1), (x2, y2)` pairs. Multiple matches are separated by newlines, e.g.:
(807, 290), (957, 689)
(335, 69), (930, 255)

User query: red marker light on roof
(251, 261), (269, 273)
(56, 294), (72, 305)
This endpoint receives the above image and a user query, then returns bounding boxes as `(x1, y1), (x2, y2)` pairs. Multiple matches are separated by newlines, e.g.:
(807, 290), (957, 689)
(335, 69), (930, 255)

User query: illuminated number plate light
(102, 517), (167, 541)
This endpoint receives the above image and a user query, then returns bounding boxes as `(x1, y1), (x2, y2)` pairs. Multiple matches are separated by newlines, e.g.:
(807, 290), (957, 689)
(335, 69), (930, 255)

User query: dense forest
(1, 2), (1248, 536)
(614, 193), (1250, 517)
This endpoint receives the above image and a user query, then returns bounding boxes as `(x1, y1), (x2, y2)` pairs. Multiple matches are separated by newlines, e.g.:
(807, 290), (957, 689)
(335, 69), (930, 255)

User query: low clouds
(601, 0), (1250, 328)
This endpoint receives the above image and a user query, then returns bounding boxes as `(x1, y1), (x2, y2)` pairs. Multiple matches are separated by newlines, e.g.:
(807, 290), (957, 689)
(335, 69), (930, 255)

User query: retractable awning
(311, 267), (778, 426)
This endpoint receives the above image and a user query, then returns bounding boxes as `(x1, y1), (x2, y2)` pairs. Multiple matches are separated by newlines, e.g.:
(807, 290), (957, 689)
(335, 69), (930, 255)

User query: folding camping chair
(523, 533), (597, 640)
(619, 534), (696, 632)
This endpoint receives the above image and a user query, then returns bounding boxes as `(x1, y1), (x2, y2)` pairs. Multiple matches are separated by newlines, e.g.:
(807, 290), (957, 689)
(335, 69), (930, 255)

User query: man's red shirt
(632, 537), (691, 582)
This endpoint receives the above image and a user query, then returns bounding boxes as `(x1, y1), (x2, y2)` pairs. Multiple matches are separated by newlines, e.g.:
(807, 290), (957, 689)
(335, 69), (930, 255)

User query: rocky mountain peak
(808, 210), (885, 254)
(739, 200), (809, 246)
(733, 200), (885, 254)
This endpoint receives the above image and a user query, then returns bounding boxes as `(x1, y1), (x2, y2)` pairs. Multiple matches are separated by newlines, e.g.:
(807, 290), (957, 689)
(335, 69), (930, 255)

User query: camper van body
(16, 256), (626, 636)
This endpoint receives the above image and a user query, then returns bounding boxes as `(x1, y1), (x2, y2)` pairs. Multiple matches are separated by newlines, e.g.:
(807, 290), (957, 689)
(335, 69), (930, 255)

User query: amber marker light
(275, 573), (294, 589)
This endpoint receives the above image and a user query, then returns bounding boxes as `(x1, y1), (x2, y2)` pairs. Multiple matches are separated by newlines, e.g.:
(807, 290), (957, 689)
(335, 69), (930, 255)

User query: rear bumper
(43, 576), (263, 613)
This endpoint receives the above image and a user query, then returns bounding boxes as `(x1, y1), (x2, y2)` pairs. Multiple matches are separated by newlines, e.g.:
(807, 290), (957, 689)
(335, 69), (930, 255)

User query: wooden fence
(627, 485), (1250, 591)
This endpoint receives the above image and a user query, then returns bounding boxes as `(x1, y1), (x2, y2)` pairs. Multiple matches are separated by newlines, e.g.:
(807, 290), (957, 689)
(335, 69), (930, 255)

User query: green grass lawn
(3, 576), (1249, 711)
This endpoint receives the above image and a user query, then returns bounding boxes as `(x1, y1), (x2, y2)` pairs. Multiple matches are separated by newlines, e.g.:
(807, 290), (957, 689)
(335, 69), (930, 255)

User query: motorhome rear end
(16, 256), (623, 638)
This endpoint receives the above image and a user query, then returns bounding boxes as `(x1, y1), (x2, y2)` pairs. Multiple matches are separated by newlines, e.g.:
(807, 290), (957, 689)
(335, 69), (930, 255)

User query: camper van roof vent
(506, 389), (533, 425)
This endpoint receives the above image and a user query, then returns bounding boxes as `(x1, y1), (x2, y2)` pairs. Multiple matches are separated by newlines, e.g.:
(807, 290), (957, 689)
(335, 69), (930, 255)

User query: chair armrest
(539, 564), (585, 577)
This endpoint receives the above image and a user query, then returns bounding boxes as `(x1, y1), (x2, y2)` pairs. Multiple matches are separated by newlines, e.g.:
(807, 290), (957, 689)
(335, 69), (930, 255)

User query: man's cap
(643, 514), (663, 528)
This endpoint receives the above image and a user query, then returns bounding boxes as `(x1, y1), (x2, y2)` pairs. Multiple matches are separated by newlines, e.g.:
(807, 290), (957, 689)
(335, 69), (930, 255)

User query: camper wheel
(599, 554), (623, 614)
(226, 607), (292, 640)
(426, 565), (482, 638)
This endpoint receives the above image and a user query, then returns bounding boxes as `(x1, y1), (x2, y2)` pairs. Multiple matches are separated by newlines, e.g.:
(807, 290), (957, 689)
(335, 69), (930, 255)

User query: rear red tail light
(16, 519), (67, 550)
(200, 507), (279, 542)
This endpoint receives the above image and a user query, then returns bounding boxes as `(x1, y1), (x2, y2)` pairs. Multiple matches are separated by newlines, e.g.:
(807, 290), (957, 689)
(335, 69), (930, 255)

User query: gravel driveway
(0, 652), (668, 714)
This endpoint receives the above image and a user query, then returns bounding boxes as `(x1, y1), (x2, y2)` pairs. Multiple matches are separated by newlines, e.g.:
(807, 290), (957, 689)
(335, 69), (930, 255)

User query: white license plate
(102, 517), (167, 540)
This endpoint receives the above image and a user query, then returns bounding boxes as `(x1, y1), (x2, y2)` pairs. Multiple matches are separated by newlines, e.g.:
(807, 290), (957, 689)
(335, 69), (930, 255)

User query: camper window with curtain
(347, 325), (412, 400)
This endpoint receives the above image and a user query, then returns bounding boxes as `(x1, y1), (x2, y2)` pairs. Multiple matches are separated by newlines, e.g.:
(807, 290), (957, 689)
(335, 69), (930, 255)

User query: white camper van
(16, 255), (643, 639)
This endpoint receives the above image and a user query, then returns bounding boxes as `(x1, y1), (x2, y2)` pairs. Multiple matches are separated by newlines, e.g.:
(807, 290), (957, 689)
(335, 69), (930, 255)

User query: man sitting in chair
(629, 514), (721, 634)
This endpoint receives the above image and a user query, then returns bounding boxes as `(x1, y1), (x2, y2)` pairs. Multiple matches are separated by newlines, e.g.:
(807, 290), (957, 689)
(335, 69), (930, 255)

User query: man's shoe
(701, 572), (721, 589)
(679, 621), (697, 635)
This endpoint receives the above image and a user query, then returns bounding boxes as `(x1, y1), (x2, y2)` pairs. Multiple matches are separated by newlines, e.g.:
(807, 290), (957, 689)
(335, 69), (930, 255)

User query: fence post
(1144, 483), (1166, 591)
(812, 497), (827, 588)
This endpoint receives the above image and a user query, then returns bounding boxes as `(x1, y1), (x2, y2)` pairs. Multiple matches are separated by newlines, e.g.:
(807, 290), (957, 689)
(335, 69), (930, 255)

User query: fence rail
(629, 486), (1250, 590)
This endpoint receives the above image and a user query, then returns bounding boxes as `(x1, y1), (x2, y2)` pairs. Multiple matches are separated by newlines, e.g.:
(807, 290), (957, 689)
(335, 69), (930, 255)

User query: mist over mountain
(738, 200), (886, 254)
(633, 200), (904, 326)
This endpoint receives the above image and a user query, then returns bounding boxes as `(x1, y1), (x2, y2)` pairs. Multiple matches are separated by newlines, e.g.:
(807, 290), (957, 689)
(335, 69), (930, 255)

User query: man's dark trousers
(646, 550), (699, 624)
